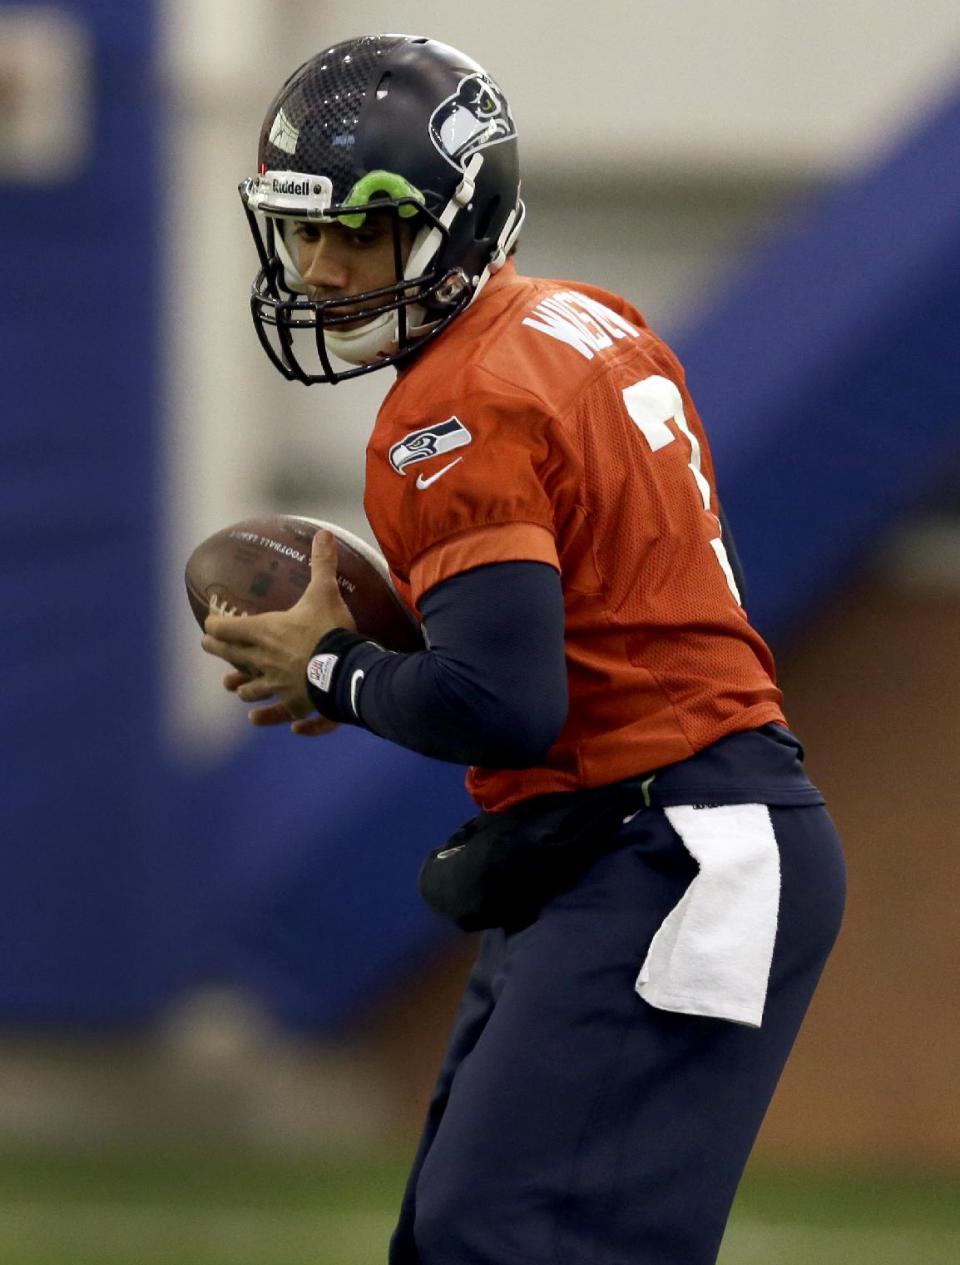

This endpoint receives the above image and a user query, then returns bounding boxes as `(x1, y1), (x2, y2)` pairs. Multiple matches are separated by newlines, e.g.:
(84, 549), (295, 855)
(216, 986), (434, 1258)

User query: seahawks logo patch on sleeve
(389, 417), (473, 474)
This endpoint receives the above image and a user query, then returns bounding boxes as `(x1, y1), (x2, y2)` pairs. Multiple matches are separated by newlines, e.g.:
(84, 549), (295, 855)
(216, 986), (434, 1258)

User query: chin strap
(403, 152), (486, 285)
(467, 197), (526, 310)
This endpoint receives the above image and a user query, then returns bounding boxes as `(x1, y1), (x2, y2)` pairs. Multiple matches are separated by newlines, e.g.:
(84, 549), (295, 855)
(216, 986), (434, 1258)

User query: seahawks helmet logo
(429, 73), (516, 171)
(389, 417), (473, 474)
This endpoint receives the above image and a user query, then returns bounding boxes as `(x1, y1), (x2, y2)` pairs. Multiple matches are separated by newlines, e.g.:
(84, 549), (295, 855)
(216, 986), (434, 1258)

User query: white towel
(635, 803), (781, 1028)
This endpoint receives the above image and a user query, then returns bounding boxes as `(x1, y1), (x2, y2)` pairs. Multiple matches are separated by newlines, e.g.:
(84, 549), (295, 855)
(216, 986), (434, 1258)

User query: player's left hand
(201, 530), (356, 724)
(217, 671), (340, 736)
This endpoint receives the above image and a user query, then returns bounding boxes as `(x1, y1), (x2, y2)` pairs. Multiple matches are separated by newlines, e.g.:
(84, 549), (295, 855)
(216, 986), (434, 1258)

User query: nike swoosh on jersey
(349, 669), (364, 716)
(415, 457), (463, 490)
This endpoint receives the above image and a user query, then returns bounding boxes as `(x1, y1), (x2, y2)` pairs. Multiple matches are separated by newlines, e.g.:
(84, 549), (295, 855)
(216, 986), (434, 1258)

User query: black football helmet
(240, 34), (524, 384)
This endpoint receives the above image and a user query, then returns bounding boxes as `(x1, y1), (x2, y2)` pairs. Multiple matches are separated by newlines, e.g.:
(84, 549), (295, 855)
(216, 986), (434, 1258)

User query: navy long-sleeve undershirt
(307, 561), (569, 767)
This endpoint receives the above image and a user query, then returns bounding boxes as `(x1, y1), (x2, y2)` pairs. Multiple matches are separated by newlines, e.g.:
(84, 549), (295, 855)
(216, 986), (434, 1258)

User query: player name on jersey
(522, 290), (641, 361)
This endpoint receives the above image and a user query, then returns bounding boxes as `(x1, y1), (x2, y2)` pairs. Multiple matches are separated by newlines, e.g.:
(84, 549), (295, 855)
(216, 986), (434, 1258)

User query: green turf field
(0, 1144), (955, 1264)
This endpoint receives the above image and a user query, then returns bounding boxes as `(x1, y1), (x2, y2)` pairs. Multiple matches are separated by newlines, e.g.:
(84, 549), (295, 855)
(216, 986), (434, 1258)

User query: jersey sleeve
(366, 371), (563, 609)
(411, 522), (558, 605)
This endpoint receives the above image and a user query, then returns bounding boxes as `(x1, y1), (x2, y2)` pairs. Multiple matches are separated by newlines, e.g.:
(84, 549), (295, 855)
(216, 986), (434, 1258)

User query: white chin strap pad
(324, 302), (434, 366)
(324, 310), (399, 365)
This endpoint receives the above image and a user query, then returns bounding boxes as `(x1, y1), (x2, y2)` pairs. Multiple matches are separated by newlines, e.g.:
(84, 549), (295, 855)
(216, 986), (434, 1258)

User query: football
(185, 514), (424, 652)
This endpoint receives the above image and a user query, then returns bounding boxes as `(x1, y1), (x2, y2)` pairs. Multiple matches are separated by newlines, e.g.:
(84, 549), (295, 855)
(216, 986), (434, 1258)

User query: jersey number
(621, 375), (741, 603)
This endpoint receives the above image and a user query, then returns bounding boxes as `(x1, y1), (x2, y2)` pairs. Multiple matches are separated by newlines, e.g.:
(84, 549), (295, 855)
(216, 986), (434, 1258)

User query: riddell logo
(271, 177), (310, 196)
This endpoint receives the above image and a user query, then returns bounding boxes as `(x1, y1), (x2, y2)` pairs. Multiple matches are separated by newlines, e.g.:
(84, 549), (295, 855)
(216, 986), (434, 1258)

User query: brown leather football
(185, 515), (423, 652)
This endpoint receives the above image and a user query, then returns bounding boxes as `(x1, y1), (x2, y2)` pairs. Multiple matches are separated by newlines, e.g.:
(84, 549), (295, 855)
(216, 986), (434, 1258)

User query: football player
(202, 35), (846, 1265)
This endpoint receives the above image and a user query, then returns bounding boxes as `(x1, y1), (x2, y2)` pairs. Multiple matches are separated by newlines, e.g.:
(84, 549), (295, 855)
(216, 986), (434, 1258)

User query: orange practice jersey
(364, 261), (786, 811)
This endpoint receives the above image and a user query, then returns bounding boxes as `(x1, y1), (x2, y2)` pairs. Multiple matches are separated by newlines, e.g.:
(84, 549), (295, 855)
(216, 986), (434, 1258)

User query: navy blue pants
(389, 804), (845, 1264)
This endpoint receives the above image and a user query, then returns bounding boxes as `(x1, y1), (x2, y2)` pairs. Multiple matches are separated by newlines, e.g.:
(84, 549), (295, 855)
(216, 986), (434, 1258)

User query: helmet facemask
(241, 174), (477, 385)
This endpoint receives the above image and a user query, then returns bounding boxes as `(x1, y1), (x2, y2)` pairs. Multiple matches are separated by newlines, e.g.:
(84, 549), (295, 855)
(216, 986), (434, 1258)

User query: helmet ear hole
(474, 194), (501, 243)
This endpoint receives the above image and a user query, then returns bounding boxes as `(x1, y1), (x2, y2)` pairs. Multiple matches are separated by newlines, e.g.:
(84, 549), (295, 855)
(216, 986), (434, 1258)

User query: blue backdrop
(1, 0), (170, 1022)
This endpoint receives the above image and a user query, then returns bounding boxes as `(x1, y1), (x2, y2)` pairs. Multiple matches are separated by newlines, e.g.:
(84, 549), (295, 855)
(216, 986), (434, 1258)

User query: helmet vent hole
(376, 72), (391, 100)
(475, 194), (501, 242)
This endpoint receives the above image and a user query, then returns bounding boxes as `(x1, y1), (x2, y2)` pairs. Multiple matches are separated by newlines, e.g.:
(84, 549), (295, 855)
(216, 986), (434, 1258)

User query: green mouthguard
(337, 171), (425, 228)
